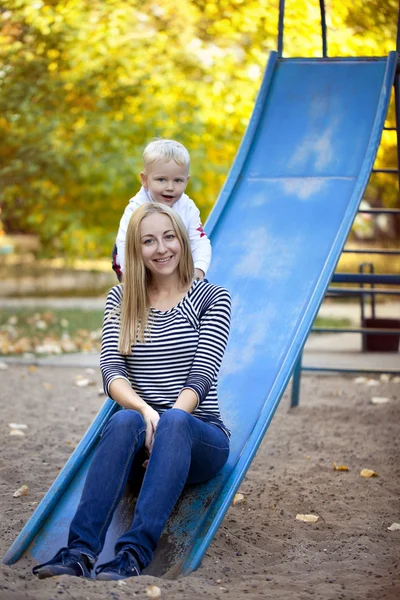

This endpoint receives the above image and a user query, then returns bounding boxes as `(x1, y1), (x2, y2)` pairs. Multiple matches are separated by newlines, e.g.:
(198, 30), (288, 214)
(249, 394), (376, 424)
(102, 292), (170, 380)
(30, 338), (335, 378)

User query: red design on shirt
(196, 225), (206, 238)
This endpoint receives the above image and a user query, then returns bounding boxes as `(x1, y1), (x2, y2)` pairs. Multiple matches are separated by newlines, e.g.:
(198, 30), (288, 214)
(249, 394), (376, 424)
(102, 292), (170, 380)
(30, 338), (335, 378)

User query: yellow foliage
(0, 0), (397, 257)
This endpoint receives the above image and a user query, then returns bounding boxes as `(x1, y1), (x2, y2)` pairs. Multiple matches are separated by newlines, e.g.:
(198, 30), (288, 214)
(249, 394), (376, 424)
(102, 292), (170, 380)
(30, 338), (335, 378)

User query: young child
(112, 139), (211, 281)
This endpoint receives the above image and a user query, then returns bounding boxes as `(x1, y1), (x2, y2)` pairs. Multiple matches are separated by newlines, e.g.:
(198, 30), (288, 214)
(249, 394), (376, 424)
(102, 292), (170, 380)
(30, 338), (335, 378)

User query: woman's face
(140, 212), (182, 278)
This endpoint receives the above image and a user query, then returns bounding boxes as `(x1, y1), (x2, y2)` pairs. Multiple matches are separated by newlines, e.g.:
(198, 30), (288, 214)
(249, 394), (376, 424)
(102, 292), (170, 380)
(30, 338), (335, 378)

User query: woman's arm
(109, 378), (159, 452)
(181, 286), (231, 407)
(100, 287), (159, 452)
(172, 388), (198, 414)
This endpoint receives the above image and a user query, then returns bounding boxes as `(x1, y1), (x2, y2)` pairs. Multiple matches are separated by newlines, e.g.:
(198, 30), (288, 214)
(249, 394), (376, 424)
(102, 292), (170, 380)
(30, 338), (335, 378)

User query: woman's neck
(149, 274), (191, 310)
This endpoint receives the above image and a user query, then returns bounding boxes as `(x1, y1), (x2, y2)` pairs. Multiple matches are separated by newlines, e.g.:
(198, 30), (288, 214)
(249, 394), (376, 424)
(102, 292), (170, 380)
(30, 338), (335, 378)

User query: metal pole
(290, 351), (303, 408)
(319, 0), (328, 57)
(395, 7), (400, 195)
(278, 0), (285, 58)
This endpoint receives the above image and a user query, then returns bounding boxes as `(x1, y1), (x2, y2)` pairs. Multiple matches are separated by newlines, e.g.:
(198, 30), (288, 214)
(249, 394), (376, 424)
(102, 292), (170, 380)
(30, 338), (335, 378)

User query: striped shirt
(100, 281), (231, 436)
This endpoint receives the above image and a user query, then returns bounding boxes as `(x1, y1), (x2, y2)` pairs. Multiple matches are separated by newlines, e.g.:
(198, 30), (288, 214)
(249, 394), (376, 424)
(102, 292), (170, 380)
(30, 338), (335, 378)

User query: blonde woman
(33, 203), (231, 581)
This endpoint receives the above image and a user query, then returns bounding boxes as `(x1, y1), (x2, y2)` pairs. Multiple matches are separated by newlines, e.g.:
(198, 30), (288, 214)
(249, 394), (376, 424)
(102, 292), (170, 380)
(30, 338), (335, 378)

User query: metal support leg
(291, 351), (303, 408)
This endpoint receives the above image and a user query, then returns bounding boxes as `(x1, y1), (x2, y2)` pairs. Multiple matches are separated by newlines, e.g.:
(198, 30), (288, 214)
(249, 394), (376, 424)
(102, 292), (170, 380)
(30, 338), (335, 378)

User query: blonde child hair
(119, 202), (194, 354)
(142, 139), (190, 173)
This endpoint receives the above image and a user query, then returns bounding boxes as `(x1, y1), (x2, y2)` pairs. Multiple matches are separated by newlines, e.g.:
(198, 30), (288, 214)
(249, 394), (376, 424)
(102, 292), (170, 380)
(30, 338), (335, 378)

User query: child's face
(140, 160), (189, 207)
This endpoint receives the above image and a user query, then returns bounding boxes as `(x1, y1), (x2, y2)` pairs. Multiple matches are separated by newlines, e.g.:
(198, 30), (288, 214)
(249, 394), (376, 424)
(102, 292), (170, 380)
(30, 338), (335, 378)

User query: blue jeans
(68, 408), (230, 569)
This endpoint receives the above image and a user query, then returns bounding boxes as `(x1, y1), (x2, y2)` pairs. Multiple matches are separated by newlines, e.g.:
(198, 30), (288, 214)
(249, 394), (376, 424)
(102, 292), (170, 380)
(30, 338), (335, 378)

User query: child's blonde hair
(119, 202), (194, 354)
(142, 139), (190, 173)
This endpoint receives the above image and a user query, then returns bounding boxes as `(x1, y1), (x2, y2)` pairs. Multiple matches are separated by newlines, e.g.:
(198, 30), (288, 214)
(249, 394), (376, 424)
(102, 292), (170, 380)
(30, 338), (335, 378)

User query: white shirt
(115, 187), (212, 274)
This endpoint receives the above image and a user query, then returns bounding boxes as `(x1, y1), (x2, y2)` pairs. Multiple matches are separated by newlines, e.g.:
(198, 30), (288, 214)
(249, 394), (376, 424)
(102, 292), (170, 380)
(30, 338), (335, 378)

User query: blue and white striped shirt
(100, 281), (231, 436)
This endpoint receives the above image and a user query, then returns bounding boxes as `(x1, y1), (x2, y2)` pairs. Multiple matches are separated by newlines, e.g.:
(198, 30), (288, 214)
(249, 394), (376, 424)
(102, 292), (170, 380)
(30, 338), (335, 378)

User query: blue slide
(3, 51), (396, 577)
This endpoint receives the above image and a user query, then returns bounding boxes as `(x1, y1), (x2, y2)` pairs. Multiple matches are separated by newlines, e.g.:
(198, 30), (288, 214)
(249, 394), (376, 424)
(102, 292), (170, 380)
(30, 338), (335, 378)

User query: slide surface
(3, 51), (396, 577)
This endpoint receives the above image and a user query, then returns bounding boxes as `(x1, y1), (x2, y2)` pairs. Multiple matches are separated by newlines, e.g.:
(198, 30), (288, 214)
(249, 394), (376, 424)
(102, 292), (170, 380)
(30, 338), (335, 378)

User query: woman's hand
(142, 406), (160, 455)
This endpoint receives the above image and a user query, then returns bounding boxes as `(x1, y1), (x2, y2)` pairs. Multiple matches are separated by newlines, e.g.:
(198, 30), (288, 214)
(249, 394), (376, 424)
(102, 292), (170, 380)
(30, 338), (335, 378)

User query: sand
(0, 364), (399, 600)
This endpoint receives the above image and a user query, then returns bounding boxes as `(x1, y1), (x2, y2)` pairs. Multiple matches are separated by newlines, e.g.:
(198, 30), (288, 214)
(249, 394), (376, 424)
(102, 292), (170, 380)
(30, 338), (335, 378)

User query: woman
(33, 203), (231, 581)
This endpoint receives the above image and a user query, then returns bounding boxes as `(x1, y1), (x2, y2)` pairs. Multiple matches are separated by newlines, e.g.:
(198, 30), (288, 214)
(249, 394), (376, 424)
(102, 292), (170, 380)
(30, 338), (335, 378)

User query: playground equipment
(3, 1), (399, 579)
(290, 3), (400, 406)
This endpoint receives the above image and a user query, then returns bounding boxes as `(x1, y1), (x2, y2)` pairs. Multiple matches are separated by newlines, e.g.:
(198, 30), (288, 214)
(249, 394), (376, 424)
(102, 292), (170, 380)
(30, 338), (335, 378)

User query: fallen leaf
(379, 374), (391, 383)
(146, 585), (161, 598)
(0, 361), (9, 370)
(232, 493), (245, 506)
(296, 513), (319, 523)
(75, 378), (95, 387)
(28, 365), (37, 373)
(13, 484), (29, 497)
(42, 382), (53, 390)
(85, 368), (96, 375)
(9, 429), (25, 437)
(392, 376), (400, 384)
(35, 342), (62, 355)
(371, 397), (390, 405)
(333, 462), (349, 472)
(354, 376), (368, 384)
(360, 469), (379, 478)
(60, 339), (78, 352)
(366, 379), (379, 387)
(8, 423), (28, 429)
(387, 523), (400, 531)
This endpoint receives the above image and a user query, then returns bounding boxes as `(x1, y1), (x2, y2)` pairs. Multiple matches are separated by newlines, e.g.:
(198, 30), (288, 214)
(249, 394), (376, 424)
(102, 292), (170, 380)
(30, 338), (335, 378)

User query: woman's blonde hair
(119, 202), (194, 354)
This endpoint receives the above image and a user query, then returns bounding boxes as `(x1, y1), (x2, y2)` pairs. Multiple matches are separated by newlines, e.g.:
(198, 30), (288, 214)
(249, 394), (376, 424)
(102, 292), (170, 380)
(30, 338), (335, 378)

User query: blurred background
(0, 0), (398, 299)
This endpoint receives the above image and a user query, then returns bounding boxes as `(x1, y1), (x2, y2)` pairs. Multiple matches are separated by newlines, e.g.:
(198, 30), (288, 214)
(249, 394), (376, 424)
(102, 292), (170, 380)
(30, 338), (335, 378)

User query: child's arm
(185, 201), (212, 279)
(115, 201), (140, 274)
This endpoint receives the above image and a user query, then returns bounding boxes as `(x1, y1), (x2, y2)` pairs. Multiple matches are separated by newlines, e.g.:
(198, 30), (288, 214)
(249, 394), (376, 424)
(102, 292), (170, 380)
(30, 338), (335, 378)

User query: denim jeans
(68, 408), (230, 569)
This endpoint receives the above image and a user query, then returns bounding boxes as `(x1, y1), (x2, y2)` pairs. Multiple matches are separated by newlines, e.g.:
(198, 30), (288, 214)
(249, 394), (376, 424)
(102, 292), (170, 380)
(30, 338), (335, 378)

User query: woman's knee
(156, 408), (192, 437)
(159, 408), (191, 426)
(104, 409), (145, 441)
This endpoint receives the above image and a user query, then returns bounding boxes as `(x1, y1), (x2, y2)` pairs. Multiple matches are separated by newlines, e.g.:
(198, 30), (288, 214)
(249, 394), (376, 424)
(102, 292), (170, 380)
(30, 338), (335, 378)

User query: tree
(0, 0), (397, 257)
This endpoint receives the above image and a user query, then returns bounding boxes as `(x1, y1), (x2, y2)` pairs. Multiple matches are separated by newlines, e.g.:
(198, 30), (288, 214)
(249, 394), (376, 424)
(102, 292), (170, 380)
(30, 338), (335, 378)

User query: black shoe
(95, 550), (141, 581)
(32, 547), (92, 579)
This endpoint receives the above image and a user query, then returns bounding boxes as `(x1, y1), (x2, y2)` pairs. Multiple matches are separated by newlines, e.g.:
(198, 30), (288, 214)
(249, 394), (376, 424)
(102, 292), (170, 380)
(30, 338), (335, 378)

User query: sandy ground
(0, 365), (399, 600)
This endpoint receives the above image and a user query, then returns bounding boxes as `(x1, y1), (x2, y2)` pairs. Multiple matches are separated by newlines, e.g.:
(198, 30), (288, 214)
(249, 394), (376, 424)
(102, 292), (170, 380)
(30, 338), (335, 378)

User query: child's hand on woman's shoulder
(194, 268), (205, 281)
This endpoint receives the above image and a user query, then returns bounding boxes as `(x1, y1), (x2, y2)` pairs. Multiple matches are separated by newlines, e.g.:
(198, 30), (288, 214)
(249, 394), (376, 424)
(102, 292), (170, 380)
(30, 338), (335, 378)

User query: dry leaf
(8, 423), (28, 429)
(13, 484), (29, 498)
(75, 378), (95, 387)
(28, 365), (37, 373)
(366, 379), (379, 387)
(354, 376), (367, 384)
(42, 382), (53, 390)
(9, 429), (25, 437)
(146, 585), (161, 599)
(379, 374), (391, 383)
(0, 361), (9, 370)
(371, 397), (390, 405)
(296, 513), (319, 523)
(232, 493), (245, 506)
(392, 376), (400, 384)
(360, 469), (379, 478)
(333, 462), (349, 472)
(387, 523), (400, 531)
